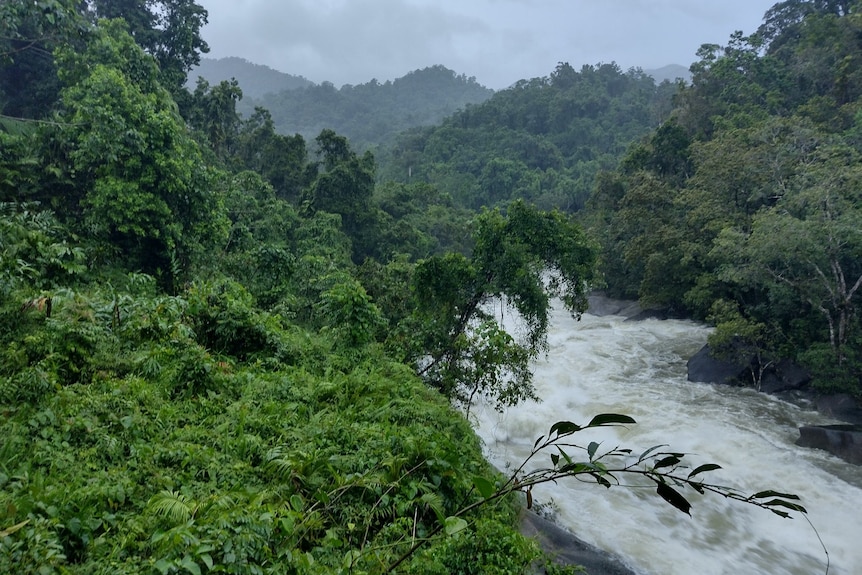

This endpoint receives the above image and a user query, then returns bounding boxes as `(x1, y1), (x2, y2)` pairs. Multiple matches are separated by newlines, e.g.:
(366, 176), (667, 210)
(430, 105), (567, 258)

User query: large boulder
(586, 293), (642, 318)
(816, 394), (862, 426)
(686, 344), (751, 385)
(758, 358), (812, 394)
(796, 424), (862, 465)
(686, 344), (811, 393)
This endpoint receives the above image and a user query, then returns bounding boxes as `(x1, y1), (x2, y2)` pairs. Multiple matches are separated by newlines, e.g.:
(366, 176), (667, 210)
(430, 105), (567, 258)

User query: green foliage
(0, 203), (85, 297)
(379, 61), (672, 213)
(319, 277), (386, 347)
(49, 19), (229, 286)
(302, 129), (381, 262)
(409, 201), (596, 411)
(247, 64), (494, 148)
(582, 4), (862, 392)
(85, 0), (210, 93)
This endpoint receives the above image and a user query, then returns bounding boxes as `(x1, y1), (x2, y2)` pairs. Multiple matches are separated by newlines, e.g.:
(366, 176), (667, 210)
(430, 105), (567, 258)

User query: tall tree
(302, 129), (378, 262)
(407, 200), (596, 412)
(50, 19), (226, 287)
(84, 0), (209, 93)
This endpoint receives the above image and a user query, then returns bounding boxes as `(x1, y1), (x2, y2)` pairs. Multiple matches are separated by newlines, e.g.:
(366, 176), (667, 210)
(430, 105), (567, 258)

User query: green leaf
(153, 559), (171, 575)
(593, 474), (612, 488)
(587, 441), (600, 460)
(761, 499), (807, 514)
(749, 490), (801, 501)
(559, 462), (591, 474)
(199, 554), (213, 570)
(180, 556), (201, 575)
(656, 481), (692, 516)
(587, 413), (636, 427)
(653, 455), (681, 469)
(473, 476), (495, 499)
(444, 516), (468, 536)
(637, 444), (667, 463)
(688, 463), (722, 479)
(533, 434), (545, 449)
(290, 494), (304, 512)
(549, 421), (582, 436)
(550, 453), (560, 466)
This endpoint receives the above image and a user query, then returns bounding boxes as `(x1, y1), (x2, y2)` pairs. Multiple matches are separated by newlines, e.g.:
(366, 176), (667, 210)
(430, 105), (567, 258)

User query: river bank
(520, 509), (637, 574)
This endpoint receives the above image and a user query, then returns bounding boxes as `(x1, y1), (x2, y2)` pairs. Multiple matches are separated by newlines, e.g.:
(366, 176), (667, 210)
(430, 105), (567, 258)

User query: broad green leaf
(473, 476), (495, 499)
(199, 554), (213, 570)
(637, 444), (667, 463)
(587, 413), (636, 427)
(549, 421), (582, 436)
(180, 556), (201, 575)
(656, 481), (691, 516)
(750, 490), (801, 501)
(688, 463), (722, 479)
(653, 455), (681, 469)
(587, 441), (600, 460)
(444, 516), (468, 536)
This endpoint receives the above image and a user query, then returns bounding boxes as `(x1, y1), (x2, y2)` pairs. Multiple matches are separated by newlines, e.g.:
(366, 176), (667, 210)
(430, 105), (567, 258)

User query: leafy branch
(384, 413), (815, 573)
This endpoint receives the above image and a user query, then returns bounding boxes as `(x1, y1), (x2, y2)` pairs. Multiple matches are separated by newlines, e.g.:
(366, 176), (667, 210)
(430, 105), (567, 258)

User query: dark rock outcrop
(758, 358), (812, 394)
(796, 424), (862, 465)
(520, 510), (637, 575)
(686, 344), (811, 393)
(816, 394), (862, 425)
(586, 293), (643, 318)
(686, 344), (751, 385)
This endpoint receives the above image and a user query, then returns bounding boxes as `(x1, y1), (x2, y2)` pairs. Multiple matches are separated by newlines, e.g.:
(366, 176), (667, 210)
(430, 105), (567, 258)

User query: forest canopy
(0, 0), (844, 573)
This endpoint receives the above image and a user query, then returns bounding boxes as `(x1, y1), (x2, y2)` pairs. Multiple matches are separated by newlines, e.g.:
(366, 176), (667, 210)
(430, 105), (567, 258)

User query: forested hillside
(583, 0), (862, 393)
(247, 65), (495, 149)
(0, 0), (826, 573)
(188, 57), (313, 99)
(378, 62), (678, 212)
(0, 2), (645, 573)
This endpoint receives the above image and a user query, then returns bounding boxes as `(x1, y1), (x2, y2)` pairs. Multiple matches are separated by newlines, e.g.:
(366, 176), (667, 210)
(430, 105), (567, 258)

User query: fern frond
(147, 490), (194, 524)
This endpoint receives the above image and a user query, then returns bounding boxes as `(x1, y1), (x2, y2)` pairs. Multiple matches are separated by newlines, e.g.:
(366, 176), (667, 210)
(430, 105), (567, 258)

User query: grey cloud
(199, 0), (776, 89)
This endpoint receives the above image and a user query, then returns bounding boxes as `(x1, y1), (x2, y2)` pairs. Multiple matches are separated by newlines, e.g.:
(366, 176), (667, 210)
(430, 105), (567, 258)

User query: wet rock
(587, 293), (642, 318)
(520, 509), (637, 575)
(686, 345), (811, 393)
(816, 394), (862, 426)
(686, 344), (750, 385)
(796, 424), (862, 465)
(758, 359), (812, 394)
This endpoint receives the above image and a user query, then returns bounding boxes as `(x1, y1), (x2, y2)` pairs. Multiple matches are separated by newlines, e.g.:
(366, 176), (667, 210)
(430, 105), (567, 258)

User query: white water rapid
(472, 304), (862, 575)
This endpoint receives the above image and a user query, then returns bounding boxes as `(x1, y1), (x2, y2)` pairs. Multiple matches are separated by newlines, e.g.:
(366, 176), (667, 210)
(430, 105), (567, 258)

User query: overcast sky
(197, 0), (778, 89)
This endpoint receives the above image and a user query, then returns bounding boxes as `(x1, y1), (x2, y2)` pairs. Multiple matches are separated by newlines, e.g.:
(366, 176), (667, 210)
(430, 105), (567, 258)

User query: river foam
(473, 306), (862, 575)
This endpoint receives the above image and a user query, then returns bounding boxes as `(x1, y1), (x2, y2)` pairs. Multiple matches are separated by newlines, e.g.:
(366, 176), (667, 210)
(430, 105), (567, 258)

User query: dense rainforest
(380, 0), (862, 395)
(247, 65), (494, 150)
(0, 0), (842, 573)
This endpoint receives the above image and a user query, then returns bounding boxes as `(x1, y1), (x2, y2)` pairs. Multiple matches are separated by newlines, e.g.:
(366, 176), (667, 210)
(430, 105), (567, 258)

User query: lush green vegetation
(188, 57), (313, 100)
(583, 0), (862, 393)
(0, 1), (822, 573)
(377, 62), (677, 212)
(246, 65), (494, 149)
(0, 3), (594, 573)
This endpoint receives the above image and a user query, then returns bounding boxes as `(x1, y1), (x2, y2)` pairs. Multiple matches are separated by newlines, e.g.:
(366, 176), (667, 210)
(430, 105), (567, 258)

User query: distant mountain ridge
(188, 57), (313, 99)
(188, 57), (687, 149)
(644, 64), (691, 84)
